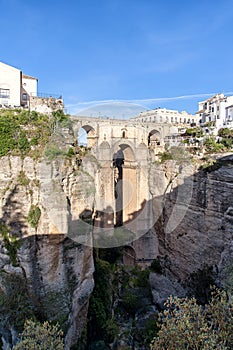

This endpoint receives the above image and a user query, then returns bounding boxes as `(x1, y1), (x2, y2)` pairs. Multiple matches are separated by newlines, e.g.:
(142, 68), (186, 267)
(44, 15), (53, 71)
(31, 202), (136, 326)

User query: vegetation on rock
(0, 222), (21, 266)
(27, 205), (41, 229)
(150, 288), (233, 350)
(185, 127), (204, 137)
(12, 319), (64, 350)
(0, 109), (70, 159)
(88, 258), (116, 344)
(0, 273), (35, 331)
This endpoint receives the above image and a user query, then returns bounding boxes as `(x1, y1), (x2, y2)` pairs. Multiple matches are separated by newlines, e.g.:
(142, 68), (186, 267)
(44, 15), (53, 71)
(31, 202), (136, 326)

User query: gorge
(0, 111), (232, 349)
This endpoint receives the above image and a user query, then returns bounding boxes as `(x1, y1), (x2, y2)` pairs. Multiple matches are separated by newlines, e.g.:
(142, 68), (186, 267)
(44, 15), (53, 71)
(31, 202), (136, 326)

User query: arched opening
(78, 125), (96, 147)
(123, 246), (136, 265)
(122, 131), (126, 138)
(113, 144), (136, 226)
(78, 127), (87, 146)
(148, 129), (161, 147)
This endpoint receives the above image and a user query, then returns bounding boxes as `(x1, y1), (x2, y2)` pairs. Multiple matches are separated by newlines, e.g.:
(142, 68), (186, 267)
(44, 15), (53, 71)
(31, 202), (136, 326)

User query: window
(211, 107), (214, 112)
(122, 131), (126, 138)
(217, 106), (220, 111)
(22, 93), (27, 101)
(0, 88), (10, 98)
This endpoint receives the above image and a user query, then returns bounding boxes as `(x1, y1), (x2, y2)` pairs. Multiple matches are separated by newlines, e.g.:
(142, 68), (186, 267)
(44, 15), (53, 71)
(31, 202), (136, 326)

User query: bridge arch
(112, 142), (137, 226)
(78, 124), (97, 147)
(113, 140), (136, 162)
(148, 129), (161, 147)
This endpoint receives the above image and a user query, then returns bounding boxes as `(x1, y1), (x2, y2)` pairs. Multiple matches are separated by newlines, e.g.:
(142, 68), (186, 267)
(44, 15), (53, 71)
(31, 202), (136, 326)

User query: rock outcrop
(0, 146), (233, 349)
(0, 154), (96, 349)
(149, 154), (233, 293)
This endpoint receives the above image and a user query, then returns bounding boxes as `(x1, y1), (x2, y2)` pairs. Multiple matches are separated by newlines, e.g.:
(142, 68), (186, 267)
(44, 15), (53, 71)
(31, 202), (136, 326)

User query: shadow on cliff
(1, 154), (233, 291)
(1, 184), (28, 237)
(0, 154), (232, 349)
(67, 154), (233, 296)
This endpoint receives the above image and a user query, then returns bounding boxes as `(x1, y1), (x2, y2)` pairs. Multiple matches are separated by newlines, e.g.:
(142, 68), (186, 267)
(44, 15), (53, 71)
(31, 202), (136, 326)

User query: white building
(197, 93), (233, 130)
(0, 61), (38, 107)
(131, 107), (198, 126)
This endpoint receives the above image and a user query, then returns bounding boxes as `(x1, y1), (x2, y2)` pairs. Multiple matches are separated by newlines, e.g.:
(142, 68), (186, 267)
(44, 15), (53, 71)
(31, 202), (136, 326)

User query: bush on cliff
(12, 319), (64, 350)
(150, 288), (233, 350)
(0, 109), (71, 158)
(27, 205), (41, 229)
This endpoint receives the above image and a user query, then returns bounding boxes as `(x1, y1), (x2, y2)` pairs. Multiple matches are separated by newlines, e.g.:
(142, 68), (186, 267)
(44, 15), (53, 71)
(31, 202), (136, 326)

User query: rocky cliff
(0, 154), (96, 349)
(0, 145), (233, 349)
(149, 154), (233, 304)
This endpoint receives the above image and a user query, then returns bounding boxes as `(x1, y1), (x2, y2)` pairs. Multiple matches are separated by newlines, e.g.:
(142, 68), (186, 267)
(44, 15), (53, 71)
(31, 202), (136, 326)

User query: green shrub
(0, 109), (69, 158)
(27, 205), (41, 228)
(139, 316), (159, 346)
(104, 319), (118, 343)
(186, 127), (203, 137)
(131, 267), (150, 288)
(88, 259), (112, 333)
(160, 151), (173, 162)
(0, 273), (34, 331)
(150, 259), (162, 274)
(17, 131), (31, 155)
(17, 171), (30, 186)
(67, 147), (75, 157)
(13, 320), (64, 350)
(0, 222), (21, 266)
(150, 288), (233, 350)
(218, 127), (233, 138)
(204, 137), (224, 153)
(221, 137), (233, 148)
(121, 290), (143, 315)
(44, 144), (67, 160)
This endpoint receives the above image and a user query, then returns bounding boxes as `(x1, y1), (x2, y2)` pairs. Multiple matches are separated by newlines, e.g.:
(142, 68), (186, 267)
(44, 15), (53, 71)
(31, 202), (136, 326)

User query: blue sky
(1, 0), (233, 117)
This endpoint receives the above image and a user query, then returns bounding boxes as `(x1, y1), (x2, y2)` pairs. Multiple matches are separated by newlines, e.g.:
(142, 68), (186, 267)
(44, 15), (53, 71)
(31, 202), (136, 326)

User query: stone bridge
(71, 116), (180, 265)
(71, 115), (180, 150)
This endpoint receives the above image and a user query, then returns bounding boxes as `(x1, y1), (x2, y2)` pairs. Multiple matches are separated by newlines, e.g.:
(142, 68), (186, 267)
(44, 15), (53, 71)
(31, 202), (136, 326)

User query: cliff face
(0, 148), (233, 348)
(0, 155), (96, 349)
(149, 154), (233, 290)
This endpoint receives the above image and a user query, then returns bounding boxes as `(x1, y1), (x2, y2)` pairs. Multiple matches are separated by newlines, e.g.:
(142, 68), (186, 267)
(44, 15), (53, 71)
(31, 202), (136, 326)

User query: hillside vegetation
(0, 109), (70, 158)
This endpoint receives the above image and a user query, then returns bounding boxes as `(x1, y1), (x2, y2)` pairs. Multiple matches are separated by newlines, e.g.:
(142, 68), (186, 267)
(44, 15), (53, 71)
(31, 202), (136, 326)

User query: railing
(30, 92), (62, 99)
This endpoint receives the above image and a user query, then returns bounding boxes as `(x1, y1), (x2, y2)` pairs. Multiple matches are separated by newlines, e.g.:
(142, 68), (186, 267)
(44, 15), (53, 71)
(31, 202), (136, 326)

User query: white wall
(22, 76), (37, 96)
(0, 62), (21, 106)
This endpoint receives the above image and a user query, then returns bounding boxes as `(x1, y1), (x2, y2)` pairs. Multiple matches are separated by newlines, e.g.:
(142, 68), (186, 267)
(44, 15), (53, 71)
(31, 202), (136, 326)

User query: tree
(13, 320), (64, 350)
(150, 288), (233, 350)
(218, 128), (233, 138)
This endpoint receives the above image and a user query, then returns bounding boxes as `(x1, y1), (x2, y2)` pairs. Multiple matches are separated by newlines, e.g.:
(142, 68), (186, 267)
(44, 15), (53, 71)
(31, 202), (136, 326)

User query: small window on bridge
(122, 131), (126, 138)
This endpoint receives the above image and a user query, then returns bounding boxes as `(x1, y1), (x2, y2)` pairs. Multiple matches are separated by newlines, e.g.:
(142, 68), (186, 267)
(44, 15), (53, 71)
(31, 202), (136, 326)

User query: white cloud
(66, 91), (233, 118)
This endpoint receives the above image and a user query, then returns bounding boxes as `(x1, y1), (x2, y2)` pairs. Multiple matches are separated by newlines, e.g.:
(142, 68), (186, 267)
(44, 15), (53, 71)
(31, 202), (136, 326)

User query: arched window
(122, 131), (126, 138)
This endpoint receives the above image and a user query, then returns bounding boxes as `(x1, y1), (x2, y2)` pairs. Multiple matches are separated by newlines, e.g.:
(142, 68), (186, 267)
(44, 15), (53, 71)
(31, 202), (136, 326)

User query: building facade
(0, 61), (63, 113)
(197, 93), (233, 130)
(131, 107), (198, 126)
(0, 61), (37, 107)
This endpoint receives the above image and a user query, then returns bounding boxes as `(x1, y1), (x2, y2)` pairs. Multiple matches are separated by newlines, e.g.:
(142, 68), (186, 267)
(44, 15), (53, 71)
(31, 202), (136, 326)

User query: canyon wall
(0, 146), (232, 348)
(149, 154), (233, 301)
(0, 154), (97, 349)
